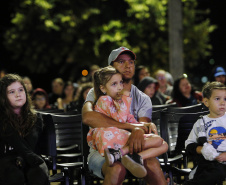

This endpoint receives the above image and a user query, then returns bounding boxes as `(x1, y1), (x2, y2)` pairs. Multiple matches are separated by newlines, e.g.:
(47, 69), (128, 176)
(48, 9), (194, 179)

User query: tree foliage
(4, 0), (215, 81)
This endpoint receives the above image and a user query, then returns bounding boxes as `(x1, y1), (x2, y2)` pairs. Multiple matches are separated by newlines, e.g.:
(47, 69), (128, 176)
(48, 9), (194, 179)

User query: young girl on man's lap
(87, 66), (168, 178)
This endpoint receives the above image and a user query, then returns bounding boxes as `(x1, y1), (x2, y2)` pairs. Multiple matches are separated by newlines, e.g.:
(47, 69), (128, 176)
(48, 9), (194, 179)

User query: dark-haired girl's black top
(0, 115), (49, 185)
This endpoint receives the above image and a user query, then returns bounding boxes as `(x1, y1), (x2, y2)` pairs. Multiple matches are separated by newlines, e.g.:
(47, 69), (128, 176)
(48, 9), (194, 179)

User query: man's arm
(82, 101), (147, 131)
(139, 117), (158, 135)
(126, 116), (158, 154)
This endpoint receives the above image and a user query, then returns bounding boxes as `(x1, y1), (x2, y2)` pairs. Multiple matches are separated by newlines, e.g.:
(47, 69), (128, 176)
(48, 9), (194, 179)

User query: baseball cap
(214, 67), (226, 77)
(108, 46), (136, 65)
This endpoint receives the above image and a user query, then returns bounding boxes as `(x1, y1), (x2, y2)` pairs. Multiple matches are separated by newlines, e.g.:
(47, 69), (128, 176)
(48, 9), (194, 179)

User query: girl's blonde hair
(93, 66), (121, 102)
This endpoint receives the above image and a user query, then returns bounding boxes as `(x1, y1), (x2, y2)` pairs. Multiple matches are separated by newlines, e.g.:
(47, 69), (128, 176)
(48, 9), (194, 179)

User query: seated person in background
(165, 71), (174, 86)
(168, 74), (202, 107)
(82, 46), (167, 185)
(137, 76), (168, 105)
(184, 81), (226, 185)
(57, 81), (76, 110)
(210, 66), (226, 85)
(48, 77), (64, 106)
(22, 76), (33, 95)
(133, 65), (150, 86)
(32, 88), (51, 110)
(69, 82), (93, 113)
(87, 66), (168, 178)
(155, 69), (173, 97)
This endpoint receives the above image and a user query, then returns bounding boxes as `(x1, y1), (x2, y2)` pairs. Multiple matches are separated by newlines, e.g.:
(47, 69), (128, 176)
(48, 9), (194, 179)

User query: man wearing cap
(214, 66), (226, 84)
(82, 46), (166, 185)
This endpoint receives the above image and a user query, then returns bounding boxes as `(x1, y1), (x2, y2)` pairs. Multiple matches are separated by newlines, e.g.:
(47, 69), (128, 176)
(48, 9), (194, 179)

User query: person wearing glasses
(82, 46), (167, 185)
(155, 69), (173, 98)
(32, 88), (51, 110)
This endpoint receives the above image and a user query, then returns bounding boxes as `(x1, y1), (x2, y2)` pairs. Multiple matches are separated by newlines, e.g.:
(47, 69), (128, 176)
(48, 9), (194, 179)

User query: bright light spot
(201, 76), (208, 83)
(209, 59), (215, 65)
(82, 70), (88, 76)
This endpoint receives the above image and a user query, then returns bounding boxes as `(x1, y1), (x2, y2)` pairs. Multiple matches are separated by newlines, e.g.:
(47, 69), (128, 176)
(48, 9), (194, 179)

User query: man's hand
(131, 122), (158, 134)
(145, 122), (158, 135)
(127, 127), (145, 154)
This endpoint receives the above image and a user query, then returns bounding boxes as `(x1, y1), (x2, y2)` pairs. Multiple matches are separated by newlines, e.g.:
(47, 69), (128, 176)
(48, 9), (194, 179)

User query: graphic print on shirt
(208, 127), (226, 151)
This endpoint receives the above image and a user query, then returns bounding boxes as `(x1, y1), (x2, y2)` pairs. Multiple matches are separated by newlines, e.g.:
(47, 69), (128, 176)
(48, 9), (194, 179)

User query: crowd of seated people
(1, 58), (226, 184)
(1, 63), (224, 111)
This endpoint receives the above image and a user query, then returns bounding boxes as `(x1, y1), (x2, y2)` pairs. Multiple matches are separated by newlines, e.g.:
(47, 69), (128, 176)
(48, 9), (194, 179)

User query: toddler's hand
(216, 153), (226, 163)
(201, 143), (219, 161)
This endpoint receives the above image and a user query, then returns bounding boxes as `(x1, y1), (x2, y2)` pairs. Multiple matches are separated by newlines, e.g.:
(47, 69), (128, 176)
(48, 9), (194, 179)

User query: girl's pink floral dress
(87, 95), (138, 156)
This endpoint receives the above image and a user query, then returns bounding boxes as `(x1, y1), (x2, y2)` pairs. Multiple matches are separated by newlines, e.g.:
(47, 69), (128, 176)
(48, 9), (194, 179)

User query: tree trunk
(169, 0), (183, 80)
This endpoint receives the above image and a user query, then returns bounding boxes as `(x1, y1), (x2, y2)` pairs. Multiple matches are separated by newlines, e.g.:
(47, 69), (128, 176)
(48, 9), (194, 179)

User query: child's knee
(162, 141), (169, 152)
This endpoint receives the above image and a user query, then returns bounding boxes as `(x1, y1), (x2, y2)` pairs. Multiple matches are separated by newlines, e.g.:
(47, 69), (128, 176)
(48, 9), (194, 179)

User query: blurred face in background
(139, 68), (150, 82)
(179, 78), (191, 96)
(52, 80), (64, 95)
(144, 83), (156, 98)
(156, 71), (167, 87)
(215, 75), (226, 84)
(33, 95), (46, 109)
(64, 84), (75, 98)
(23, 77), (33, 93)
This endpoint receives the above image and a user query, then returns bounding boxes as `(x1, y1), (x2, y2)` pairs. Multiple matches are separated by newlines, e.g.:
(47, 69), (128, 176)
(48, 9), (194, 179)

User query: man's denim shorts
(88, 150), (105, 179)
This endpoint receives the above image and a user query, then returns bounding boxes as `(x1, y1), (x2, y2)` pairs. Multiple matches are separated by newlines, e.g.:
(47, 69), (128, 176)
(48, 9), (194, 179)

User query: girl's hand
(216, 153), (226, 163)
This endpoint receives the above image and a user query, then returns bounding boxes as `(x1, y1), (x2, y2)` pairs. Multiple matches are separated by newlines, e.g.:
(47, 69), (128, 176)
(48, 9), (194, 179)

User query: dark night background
(197, 0), (226, 66)
(0, 0), (226, 93)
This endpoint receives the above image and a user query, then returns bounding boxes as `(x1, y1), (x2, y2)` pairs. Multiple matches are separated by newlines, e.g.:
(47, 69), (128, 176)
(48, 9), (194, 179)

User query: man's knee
(104, 162), (126, 183)
(144, 157), (161, 171)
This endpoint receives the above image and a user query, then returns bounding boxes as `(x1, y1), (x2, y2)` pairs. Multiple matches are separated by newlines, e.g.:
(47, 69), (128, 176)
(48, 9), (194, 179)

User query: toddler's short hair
(202, 81), (226, 99)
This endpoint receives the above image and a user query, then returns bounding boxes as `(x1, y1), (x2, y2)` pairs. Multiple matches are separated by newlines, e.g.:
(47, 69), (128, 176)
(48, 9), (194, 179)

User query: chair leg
(62, 167), (70, 185)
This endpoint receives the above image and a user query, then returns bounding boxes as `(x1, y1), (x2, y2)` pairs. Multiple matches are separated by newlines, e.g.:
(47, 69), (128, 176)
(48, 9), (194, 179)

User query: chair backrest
(39, 114), (82, 170)
(35, 109), (65, 114)
(167, 103), (204, 113)
(51, 110), (79, 115)
(152, 102), (177, 111)
(160, 110), (209, 156)
(50, 114), (82, 149)
(152, 108), (167, 135)
(175, 110), (209, 153)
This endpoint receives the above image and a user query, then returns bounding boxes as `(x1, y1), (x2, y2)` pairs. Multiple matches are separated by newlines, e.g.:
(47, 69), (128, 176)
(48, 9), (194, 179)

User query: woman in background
(133, 65), (150, 86)
(32, 88), (51, 110)
(57, 81), (76, 110)
(168, 74), (202, 107)
(138, 76), (168, 105)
